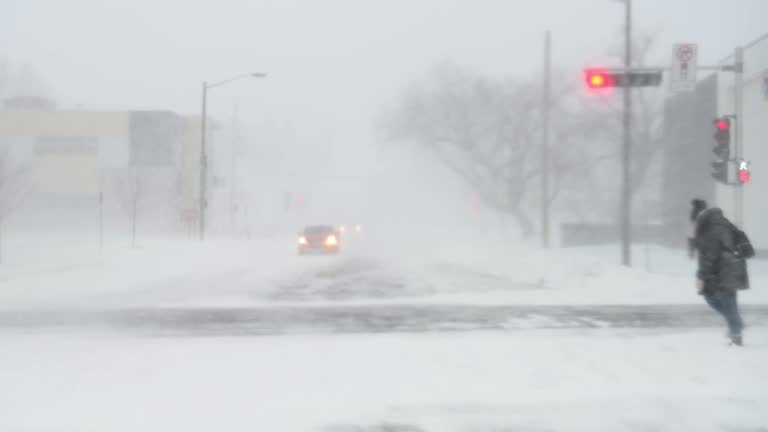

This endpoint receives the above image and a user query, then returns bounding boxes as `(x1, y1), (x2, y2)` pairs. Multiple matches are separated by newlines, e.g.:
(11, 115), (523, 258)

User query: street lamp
(199, 72), (267, 241)
(612, 0), (632, 266)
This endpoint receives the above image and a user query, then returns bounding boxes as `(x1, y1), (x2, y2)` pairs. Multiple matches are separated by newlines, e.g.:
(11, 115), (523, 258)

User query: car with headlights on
(297, 225), (341, 255)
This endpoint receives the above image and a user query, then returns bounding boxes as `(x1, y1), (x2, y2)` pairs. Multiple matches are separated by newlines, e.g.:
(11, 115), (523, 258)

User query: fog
(0, 0), (765, 260)
(3, 0), (766, 242)
(3, 3), (768, 430)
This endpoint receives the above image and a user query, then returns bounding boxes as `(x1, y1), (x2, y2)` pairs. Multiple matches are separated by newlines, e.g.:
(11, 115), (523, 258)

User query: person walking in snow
(693, 206), (750, 346)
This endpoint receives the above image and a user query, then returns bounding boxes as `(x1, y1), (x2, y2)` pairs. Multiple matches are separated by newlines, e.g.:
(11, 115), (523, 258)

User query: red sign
(677, 45), (694, 63)
(182, 209), (198, 221)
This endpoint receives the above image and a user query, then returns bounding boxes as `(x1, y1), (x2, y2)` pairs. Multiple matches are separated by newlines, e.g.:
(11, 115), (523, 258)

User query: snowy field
(1, 329), (767, 432)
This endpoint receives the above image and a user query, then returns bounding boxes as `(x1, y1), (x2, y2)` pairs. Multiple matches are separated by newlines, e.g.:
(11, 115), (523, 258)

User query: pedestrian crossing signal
(739, 161), (750, 184)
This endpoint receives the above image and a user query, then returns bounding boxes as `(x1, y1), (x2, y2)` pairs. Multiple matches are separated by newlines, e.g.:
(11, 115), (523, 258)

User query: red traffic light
(589, 74), (605, 87)
(585, 69), (615, 89)
(715, 118), (730, 130)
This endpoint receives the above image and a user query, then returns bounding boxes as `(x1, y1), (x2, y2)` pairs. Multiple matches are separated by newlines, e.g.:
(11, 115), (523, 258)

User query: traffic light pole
(541, 30), (552, 249)
(583, 30), (749, 261)
(621, 0), (633, 267)
(734, 47), (744, 227)
(230, 104), (239, 235)
(200, 82), (208, 241)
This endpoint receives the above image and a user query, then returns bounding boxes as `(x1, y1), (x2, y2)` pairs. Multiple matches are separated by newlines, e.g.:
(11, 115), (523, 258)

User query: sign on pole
(670, 43), (698, 92)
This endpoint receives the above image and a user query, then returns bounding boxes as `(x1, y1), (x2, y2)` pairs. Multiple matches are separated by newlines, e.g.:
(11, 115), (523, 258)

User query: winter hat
(690, 199), (707, 222)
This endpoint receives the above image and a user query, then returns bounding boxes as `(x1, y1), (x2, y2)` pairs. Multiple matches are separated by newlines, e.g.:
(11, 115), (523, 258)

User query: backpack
(729, 225), (755, 259)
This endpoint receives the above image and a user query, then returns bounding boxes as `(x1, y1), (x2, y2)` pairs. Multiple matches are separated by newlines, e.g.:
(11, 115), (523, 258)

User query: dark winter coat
(695, 208), (750, 293)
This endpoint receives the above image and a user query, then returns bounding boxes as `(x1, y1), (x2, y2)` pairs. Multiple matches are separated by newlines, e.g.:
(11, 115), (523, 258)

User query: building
(0, 98), (205, 234)
(715, 33), (768, 252)
(661, 33), (767, 253)
(660, 74), (718, 244)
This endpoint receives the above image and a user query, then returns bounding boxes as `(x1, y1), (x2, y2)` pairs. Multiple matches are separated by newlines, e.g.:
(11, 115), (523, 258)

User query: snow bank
(342, 235), (768, 306)
(0, 236), (309, 308)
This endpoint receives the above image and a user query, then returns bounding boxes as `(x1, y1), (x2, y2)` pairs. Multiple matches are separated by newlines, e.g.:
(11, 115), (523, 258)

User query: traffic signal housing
(714, 118), (731, 146)
(711, 117), (731, 183)
(711, 160), (728, 183)
(584, 68), (663, 89)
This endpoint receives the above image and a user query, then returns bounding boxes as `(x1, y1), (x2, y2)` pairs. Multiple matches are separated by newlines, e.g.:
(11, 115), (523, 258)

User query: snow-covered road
(2, 235), (767, 431)
(4, 304), (768, 336)
(2, 330), (767, 432)
(3, 234), (767, 309)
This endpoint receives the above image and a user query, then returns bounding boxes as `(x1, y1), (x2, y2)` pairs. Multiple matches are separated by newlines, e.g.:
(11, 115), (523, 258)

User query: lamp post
(610, 0), (633, 266)
(621, 0), (632, 267)
(199, 73), (266, 241)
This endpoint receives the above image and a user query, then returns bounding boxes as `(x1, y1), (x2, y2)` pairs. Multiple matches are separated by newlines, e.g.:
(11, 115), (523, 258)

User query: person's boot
(729, 334), (743, 346)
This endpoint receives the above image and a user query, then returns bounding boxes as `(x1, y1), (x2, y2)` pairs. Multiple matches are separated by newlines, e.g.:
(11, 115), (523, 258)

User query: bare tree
(0, 146), (31, 263)
(112, 168), (144, 248)
(112, 167), (181, 245)
(0, 58), (50, 102)
(540, 32), (666, 222)
(384, 64), (540, 234)
(0, 57), (9, 99)
(383, 63), (613, 236)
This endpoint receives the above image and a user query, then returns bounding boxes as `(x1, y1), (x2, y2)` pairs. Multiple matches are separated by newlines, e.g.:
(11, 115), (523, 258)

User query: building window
(35, 137), (98, 156)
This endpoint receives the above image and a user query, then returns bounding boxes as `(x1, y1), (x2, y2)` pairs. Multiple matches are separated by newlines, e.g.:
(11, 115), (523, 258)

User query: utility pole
(198, 72), (266, 241)
(230, 104), (239, 234)
(620, 0), (633, 266)
(733, 46), (744, 227)
(199, 82), (208, 241)
(541, 30), (552, 249)
(131, 170), (138, 248)
(98, 189), (103, 255)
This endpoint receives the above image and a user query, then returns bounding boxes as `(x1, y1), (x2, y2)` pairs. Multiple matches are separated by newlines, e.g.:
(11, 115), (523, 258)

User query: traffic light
(711, 160), (728, 183)
(714, 117), (731, 146)
(585, 69), (614, 89)
(711, 117), (731, 183)
(738, 160), (750, 184)
(584, 68), (663, 89)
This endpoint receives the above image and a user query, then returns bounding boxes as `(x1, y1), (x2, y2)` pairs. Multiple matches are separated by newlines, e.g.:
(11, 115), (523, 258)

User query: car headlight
(325, 235), (338, 246)
(298, 236), (308, 245)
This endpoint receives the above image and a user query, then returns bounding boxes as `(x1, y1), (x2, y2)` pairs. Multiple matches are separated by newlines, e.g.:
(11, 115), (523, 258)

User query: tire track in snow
(1, 304), (767, 336)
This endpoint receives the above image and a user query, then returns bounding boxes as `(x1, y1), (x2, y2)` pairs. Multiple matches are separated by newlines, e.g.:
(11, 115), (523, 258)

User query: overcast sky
(2, 0), (766, 157)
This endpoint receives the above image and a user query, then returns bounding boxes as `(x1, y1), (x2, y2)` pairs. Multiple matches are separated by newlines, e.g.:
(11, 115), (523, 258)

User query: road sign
(182, 209), (197, 222)
(670, 43), (698, 92)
